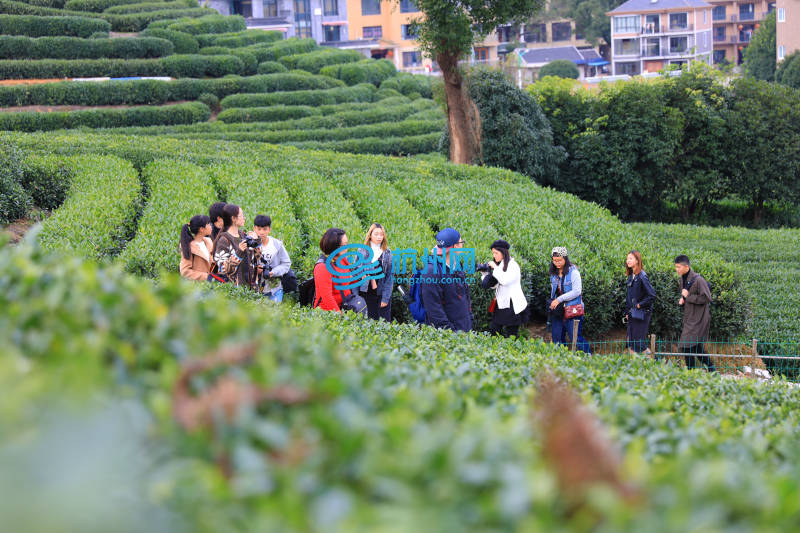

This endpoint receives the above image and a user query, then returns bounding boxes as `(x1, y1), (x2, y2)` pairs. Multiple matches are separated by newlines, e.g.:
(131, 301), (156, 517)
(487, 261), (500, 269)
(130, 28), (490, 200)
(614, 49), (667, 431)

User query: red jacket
(313, 260), (352, 312)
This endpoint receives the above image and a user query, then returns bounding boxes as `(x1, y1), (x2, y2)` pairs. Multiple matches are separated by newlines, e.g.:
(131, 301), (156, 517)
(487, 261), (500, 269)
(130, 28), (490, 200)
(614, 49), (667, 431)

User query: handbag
(342, 293), (368, 317)
(488, 297), (497, 313)
(548, 299), (565, 319)
(630, 306), (645, 320)
(564, 303), (585, 318)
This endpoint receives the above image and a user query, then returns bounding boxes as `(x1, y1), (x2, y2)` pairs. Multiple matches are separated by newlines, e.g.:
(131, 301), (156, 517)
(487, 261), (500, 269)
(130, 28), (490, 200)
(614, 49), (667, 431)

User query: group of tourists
(180, 209), (715, 371)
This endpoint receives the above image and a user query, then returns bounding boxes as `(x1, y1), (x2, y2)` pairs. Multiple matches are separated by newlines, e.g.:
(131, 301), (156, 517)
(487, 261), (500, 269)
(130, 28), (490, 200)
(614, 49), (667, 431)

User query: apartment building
(607, 0), (714, 76)
(707, 0), (775, 64)
(776, 0), (800, 62)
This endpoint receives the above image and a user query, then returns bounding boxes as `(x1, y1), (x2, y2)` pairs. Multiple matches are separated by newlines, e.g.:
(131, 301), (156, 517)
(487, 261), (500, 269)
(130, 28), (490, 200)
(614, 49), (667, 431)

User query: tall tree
(743, 10), (776, 81)
(407, 0), (545, 164)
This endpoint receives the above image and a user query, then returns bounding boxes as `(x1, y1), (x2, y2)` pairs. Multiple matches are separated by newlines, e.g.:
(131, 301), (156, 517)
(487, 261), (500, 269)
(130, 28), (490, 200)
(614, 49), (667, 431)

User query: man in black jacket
(419, 228), (473, 332)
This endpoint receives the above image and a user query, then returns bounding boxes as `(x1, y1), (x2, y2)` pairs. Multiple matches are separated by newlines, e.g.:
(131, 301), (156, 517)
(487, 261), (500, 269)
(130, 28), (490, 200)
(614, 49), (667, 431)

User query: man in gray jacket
(254, 215), (294, 296)
(675, 254), (715, 372)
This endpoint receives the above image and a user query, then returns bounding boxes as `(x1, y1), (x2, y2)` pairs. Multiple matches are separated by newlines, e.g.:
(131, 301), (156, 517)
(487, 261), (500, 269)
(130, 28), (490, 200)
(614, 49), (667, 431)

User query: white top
(482, 257), (528, 313)
(193, 239), (210, 263)
(261, 237), (278, 265)
(370, 243), (383, 262)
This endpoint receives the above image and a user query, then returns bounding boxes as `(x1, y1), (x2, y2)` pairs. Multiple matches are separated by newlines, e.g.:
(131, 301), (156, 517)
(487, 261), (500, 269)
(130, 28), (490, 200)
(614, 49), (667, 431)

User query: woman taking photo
(314, 228), (367, 314)
(548, 246), (591, 353)
(479, 239), (528, 337)
(359, 223), (394, 321)
(179, 214), (214, 281)
(624, 250), (656, 355)
(212, 203), (250, 285)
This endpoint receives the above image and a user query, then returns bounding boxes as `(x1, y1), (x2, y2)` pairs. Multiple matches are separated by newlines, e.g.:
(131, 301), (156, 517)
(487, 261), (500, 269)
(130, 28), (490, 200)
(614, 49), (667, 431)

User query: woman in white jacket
(479, 240), (528, 337)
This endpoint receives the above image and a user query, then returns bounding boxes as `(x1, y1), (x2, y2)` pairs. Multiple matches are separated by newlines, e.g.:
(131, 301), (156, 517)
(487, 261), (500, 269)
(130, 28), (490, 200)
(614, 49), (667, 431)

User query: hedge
(38, 154), (141, 259)
(255, 60), (287, 74)
(220, 82), (376, 108)
(211, 100), (406, 123)
(19, 0), (66, 7)
(138, 27), (197, 53)
(379, 73), (434, 99)
(251, 37), (316, 62)
(198, 46), (257, 75)
(0, 141), (30, 225)
(165, 14), (245, 35)
(286, 132), (441, 155)
(0, 73), (344, 107)
(0, 14), (110, 37)
(0, 101), (210, 132)
(277, 48), (363, 73)
(0, 35), (174, 59)
(320, 58), (396, 86)
(20, 153), (72, 210)
(64, 0), (158, 12)
(195, 29), (281, 48)
(104, 1), (196, 14)
(0, 54), (244, 79)
(104, 7), (216, 32)
(0, 0), (95, 16)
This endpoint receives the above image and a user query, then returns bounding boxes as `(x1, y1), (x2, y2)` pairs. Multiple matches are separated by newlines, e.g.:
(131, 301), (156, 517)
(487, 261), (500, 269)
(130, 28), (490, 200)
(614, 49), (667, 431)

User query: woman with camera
(548, 246), (591, 353)
(212, 203), (252, 286)
(358, 223), (394, 321)
(624, 250), (656, 355)
(478, 240), (528, 337)
(179, 214), (214, 282)
(313, 228), (366, 315)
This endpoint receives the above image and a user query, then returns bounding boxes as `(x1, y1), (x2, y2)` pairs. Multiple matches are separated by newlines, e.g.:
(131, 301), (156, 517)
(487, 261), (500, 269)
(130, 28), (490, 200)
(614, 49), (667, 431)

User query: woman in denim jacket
(548, 246), (591, 353)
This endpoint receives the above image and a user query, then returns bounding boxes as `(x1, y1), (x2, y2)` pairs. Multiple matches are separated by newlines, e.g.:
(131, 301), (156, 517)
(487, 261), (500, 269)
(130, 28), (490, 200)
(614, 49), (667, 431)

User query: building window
(324, 25), (341, 42)
(768, 2), (775, 14)
(713, 50), (726, 63)
(703, 9), (707, 23)
(474, 46), (488, 61)
(614, 15), (639, 33)
(670, 36), (688, 53)
(552, 22), (572, 41)
(496, 25), (517, 43)
(614, 38), (640, 55)
(669, 13), (688, 30)
(401, 24), (418, 40)
(644, 37), (659, 57)
(361, 0), (380, 15)
(524, 23), (546, 43)
(399, 0), (418, 13)
(323, 0), (338, 16)
(644, 14), (659, 33)
(712, 5), (725, 21)
(362, 25), (382, 38)
(402, 50), (422, 67)
(617, 61), (639, 75)
(778, 45), (785, 59)
(777, 7), (785, 22)
(703, 31), (708, 48)
(739, 3), (754, 21)
(714, 26), (725, 41)
(294, 0), (312, 39)
(264, 0), (277, 17)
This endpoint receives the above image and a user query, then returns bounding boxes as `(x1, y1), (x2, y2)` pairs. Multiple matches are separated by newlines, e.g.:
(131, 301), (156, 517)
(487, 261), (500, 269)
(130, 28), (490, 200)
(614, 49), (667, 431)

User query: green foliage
(0, 14), (110, 37)
(196, 92), (218, 111)
(194, 29), (281, 48)
(0, 101), (210, 132)
(254, 60), (287, 74)
(566, 0), (624, 46)
(120, 159), (216, 275)
(199, 45), (257, 74)
(104, 8), (217, 32)
(538, 59), (580, 79)
(775, 50), (800, 89)
(0, 35), (174, 59)
(0, 54), (245, 79)
(319, 58), (396, 86)
(104, 1), (196, 14)
(249, 37), (316, 62)
(165, 14), (245, 35)
(64, 0), (156, 12)
(379, 72), (434, 98)
(743, 10), (776, 82)
(38, 155), (141, 259)
(464, 68), (565, 181)
(19, 153), (71, 210)
(219, 82), (376, 108)
(0, 141), (31, 225)
(277, 48), (362, 74)
(139, 27), (198, 53)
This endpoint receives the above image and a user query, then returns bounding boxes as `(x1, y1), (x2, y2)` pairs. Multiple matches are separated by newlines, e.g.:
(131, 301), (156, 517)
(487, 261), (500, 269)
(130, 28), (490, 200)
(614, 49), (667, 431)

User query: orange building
(708, 0), (775, 64)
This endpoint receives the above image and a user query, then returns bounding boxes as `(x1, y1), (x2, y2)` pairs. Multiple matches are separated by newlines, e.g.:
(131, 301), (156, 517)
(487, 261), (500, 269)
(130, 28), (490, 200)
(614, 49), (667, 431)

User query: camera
(243, 234), (262, 249)
(475, 263), (491, 273)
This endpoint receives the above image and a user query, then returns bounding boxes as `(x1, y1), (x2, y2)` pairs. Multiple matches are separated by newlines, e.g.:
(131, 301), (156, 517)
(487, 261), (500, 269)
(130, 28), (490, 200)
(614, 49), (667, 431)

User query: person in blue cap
(419, 228), (473, 332)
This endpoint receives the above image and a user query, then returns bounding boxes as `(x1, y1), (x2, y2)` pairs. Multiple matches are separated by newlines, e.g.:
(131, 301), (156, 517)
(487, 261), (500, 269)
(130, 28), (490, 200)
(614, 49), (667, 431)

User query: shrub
(0, 101), (210, 132)
(197, 92), (218, 111)
(195, 29), (281, 48)
(200, 46), (257, 75)
(0, 141), (31, 225)
(216, 104), (320, 123)
(320, 58), (396, 86)
(0, 14), (111, 37)
(256, 60), (288, 74)
(104, 1), (197, 14)
(220, 82), (375, 108)
(278, 48), (362, 73)
(88, 31), (110, 38)
(253, 37), (316, 61)
(775, 50), (800, 89)
(379, 73), (434, 99)
(64, 0), (153, 12)
(0, 35), (174, 59)
(20, 154), (71, 210)
(166, 14), (245, 35)
(538, 59), (580, 79)
(104, 8), (216, 32)
(139, 27), (198, 53)
(0, 54), (244, 79)
(38, 155), (141, 259)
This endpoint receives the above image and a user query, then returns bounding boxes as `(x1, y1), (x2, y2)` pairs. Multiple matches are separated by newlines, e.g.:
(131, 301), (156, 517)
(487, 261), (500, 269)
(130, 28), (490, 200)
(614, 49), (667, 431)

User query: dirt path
(1, 100), (194, 113)
(2, 218), (37, 244)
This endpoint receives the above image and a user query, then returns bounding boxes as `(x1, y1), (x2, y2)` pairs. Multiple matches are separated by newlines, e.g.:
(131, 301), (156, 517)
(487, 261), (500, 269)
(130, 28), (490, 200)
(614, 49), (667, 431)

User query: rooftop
(609, 0), (711, 14)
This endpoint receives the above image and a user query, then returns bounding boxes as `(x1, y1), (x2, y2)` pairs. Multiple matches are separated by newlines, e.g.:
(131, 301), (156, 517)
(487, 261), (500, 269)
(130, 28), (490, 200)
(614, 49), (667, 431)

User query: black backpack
(299, 277), (315, 307)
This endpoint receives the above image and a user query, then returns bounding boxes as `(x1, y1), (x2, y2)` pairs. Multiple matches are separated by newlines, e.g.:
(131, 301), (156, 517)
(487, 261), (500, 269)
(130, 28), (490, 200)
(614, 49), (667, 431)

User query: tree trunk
(753, 198), (765, 226)
(437, 52), (481, 165)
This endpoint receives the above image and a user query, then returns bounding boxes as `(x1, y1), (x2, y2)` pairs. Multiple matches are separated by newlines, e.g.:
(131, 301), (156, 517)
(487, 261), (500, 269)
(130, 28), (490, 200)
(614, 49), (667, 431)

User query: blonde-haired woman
(359, 223), (394, 321)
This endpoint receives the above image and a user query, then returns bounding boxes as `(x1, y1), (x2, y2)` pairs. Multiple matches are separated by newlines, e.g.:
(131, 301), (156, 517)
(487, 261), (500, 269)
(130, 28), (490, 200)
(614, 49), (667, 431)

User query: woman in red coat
(313, 228), (352, 312)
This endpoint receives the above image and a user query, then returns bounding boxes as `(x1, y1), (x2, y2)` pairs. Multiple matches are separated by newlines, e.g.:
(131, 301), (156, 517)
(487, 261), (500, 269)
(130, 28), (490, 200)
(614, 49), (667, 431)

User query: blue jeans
(552, 316), (592, 354)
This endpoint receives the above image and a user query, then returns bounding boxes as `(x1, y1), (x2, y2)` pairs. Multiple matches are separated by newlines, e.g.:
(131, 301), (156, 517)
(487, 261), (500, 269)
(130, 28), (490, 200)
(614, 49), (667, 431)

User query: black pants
(682, 343), (716, 372)
(626, 314), (651, 353)
(490, 322), (519, 338)
(363, 286), (391, 321)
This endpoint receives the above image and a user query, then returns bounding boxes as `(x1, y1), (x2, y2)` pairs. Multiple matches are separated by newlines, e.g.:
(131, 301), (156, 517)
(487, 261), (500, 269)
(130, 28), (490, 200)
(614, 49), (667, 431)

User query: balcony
(640, 23), (694, 35)
(713, 33), (727, 42)
(730, 12), (765, 22)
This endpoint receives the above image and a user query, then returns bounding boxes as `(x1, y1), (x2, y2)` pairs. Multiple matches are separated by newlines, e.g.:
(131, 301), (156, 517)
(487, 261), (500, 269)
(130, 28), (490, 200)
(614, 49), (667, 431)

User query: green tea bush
(0, 54), (244, 79)
(65, 0), (155, 12)
(198, 46), (257, 74)
(38, 154), (141, 258)
(120, 159), (217, 275)
(105, 8), (215, 32)
(277, 48), (362, 73)
(0, 141), (31, 225)
(0, 14), (110, 37)
(219, 82), (376, 108)
(379, 72), (434, 99)
(19, 153), (71, 210)
(252, 37), (316, 61)
(0, 101), (210, 132)
(255, 60), (287, 74)
(165, 14), (244, 35)
(0, 35), (174, 59)
(138, 27), (198, 53)
(195, 29), (281, 48)
(320, 58), (396, 86)
(104, 1), (195, 14)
